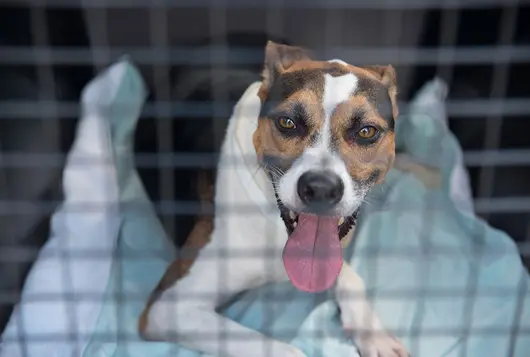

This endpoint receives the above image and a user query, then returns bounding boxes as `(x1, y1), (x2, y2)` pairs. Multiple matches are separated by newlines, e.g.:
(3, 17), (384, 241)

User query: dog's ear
(363, 65), (399, 119)
(258, 41), (312, 100)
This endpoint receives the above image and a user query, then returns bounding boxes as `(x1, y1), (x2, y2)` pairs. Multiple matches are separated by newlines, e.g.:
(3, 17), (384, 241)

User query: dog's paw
(348, 330), (409, 357)
(338, 294), (409, 356)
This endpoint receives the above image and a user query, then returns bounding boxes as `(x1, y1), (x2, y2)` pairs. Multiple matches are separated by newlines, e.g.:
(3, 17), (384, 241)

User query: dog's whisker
(250, 166), (263, 180)
(261, 163), (285, 182)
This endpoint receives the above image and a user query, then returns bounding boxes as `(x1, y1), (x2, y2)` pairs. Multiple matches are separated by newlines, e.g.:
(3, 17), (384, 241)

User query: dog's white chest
(210, 158), (290, 283)
(207, 82), (291, 284)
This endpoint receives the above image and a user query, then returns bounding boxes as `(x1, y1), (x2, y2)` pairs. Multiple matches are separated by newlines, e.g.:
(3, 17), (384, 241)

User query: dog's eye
(357, 126), (378, 139)
(277, 117), (296, 130)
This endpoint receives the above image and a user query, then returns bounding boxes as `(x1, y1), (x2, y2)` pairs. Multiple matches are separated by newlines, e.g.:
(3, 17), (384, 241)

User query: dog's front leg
(336, 263), (408, 357)
(148, 303), (305, 357)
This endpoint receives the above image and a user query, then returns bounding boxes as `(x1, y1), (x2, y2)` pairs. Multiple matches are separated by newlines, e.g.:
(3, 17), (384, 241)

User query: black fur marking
(347, 110), (367, 130)
(338, 211), (358, 238)
(260, 70), (318, 120)
(279, 70), (322, 97)
(366, 169), (381, 185)
(322, 65), (349, 77)
(262, 154), (299, 172)
(356, 77), (394, 130)
(262, 68), (331, 110)
(270, 178), (296, 236)
(259, 96), (281, 119)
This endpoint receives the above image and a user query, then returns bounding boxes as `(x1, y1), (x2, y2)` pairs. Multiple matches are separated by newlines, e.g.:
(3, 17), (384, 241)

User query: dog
(139, 41), (408, 357)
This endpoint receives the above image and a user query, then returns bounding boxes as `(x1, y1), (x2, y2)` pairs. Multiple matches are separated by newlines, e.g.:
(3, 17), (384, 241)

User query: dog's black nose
(297, 171), (344, 208)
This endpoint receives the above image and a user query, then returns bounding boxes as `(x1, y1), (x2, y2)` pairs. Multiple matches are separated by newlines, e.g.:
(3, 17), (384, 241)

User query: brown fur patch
(138, 171), (215, 338)
(340, 227), (355, 249)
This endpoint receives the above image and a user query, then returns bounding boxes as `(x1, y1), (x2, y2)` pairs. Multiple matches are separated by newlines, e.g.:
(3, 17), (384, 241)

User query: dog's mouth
(279, 206), (358, 239)
(274, 192), (359, 294)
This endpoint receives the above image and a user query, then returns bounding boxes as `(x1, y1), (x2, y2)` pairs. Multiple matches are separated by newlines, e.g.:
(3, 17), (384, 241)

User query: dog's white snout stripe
(318, 73), (359, 151)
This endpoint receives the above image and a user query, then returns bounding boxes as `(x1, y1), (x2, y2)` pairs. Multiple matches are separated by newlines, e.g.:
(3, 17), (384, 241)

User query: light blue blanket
(76, 66), (529, 357)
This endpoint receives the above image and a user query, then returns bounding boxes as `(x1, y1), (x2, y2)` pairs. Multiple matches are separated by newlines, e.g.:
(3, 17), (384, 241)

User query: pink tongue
(282, 213), (343, 293)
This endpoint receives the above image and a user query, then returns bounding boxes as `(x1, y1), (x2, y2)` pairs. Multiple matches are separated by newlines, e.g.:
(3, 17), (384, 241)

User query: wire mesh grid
(0, 1), (530, 357)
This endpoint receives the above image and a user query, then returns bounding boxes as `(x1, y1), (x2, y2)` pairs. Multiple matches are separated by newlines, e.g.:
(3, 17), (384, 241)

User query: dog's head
(253, 41), (398, 292)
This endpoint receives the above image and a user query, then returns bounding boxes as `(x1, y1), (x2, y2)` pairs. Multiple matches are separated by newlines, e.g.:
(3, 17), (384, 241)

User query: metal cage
(0, 0), (529, 356)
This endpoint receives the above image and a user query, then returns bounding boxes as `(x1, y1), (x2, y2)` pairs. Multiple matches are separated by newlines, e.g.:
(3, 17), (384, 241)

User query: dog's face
(253, 41), (398, 239)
